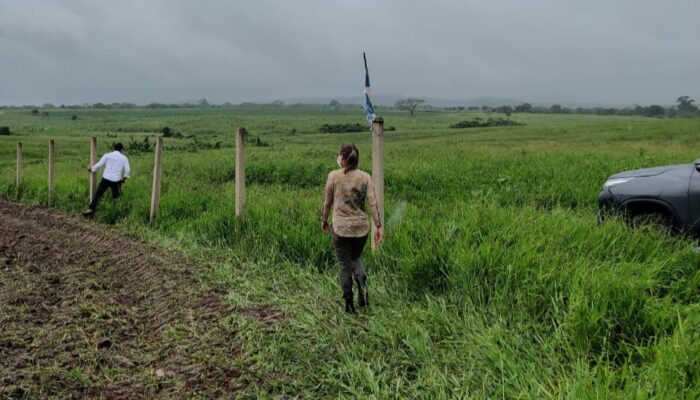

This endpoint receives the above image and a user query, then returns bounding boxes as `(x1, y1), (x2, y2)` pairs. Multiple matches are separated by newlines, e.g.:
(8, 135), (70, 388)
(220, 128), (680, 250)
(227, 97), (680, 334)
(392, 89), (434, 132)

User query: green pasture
(1, 107), (699, 398)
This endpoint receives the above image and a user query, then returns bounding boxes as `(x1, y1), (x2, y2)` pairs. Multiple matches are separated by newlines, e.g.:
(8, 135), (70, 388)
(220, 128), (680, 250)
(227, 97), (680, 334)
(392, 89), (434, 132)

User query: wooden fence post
(89, 137), (97, 203)
(149, 137), (164, 222)
(16, 142), (22, 196)
(48, 139), (55, 202)
(236, 128), (246, 218)
(371, 117), (385, 251)
(16, 142), (22, 187)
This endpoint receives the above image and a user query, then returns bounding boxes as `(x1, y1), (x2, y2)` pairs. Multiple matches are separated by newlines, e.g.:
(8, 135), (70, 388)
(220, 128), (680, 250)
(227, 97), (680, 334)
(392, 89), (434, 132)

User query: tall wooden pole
(48, 139), (55, 202)
(89, 137), (97, 203)
(236, 128), (246, 218)
(16, 142), (22, 196)
(149, 137), (164, 223)
(371, 117), (385, 251)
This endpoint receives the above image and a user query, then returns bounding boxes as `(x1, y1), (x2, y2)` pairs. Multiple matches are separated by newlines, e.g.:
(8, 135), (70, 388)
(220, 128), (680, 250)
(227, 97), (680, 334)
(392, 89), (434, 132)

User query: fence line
(10, 123), (386, 242)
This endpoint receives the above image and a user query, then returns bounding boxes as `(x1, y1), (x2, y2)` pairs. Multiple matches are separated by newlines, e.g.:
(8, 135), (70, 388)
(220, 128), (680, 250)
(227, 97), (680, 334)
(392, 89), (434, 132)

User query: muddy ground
(0, 198), (259, 398)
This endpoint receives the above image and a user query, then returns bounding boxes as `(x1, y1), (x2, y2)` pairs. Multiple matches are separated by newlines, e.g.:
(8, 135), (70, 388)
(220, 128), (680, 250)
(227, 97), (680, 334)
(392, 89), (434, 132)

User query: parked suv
(598, 159), (700, 235)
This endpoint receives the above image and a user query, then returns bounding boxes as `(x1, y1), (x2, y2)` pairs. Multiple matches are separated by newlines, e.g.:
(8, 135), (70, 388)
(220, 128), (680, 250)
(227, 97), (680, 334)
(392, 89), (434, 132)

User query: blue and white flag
(363, 52), (376, 123)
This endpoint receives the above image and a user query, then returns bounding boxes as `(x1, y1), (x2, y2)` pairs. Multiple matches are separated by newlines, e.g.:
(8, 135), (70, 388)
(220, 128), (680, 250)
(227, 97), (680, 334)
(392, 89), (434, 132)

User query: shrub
(161, 126), (183, 138)
(319, 123), (365, 133)
(0, 126), (11, 135)
(248, 135), (270, 147)
(116, 137), (155, 154)
(450, 117), (524, 129)
(183, 137), (224, 152)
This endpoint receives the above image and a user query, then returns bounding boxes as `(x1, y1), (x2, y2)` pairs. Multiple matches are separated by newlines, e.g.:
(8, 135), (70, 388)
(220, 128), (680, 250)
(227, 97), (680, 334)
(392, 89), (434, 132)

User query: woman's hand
(322, 221), (330, 234)
(374, 226), (383, 245)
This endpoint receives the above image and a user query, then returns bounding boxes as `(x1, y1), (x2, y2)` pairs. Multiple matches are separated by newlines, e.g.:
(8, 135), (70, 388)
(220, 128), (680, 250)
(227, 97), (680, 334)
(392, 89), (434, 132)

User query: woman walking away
(321, 143), (383, 313)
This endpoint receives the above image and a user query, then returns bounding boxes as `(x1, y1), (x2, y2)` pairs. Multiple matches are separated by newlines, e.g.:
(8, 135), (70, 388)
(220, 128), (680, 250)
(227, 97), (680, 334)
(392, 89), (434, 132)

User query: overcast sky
(1, 0), (698, 106)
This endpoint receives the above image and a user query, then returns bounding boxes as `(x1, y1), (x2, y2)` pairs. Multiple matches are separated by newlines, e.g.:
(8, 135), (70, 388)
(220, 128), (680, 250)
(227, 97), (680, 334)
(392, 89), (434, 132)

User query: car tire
(630, 212), (674, 233)
(597, 208), (607, 225)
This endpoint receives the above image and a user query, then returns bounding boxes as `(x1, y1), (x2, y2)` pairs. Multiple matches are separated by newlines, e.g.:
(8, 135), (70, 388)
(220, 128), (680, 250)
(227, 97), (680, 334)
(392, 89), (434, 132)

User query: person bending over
(83, 143), (130, 217)
(321, 143), (383, 313)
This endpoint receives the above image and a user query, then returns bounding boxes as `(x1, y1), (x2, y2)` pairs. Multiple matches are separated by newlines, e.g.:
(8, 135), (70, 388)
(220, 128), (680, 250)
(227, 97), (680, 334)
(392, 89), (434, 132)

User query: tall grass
(1, 107), (699, 397)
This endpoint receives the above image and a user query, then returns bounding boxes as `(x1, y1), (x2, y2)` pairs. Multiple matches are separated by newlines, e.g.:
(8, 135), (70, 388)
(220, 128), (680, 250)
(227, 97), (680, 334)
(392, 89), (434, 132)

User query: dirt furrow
(0, 198), (249, 399)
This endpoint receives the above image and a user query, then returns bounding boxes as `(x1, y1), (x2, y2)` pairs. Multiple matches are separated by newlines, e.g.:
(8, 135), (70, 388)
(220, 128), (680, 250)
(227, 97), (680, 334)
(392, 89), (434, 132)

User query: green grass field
(1, 107), (699, 398)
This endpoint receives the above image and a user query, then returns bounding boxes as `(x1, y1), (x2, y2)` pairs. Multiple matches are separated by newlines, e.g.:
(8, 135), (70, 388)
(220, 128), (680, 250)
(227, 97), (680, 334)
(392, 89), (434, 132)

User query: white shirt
(92, 151), (131, 182)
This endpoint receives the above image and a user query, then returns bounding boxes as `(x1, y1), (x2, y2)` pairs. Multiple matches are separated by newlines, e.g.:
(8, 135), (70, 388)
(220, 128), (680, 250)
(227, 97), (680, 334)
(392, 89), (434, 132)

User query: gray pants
(331, 231), (368, 301)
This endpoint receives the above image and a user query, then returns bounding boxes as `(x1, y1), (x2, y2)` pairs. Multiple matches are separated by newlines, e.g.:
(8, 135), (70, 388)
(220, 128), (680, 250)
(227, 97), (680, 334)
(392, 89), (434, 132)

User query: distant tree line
(444, 97), (699, 118)
(2, 96), (698, 119)
(0, 99), (367, 110)
(391, 96), (700, 119)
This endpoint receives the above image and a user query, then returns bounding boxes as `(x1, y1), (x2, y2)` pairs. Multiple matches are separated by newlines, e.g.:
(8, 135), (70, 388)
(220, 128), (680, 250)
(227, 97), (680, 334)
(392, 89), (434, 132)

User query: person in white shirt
(83, 143), (131, 216)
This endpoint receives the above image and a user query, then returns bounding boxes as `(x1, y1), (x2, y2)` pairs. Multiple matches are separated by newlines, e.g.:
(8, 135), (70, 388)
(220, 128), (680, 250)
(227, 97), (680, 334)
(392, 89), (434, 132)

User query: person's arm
(90, 154), (107, 172)
(321, 173), (334, 233)
(366, 176), (383, 243)
(122, 157), (131, 181)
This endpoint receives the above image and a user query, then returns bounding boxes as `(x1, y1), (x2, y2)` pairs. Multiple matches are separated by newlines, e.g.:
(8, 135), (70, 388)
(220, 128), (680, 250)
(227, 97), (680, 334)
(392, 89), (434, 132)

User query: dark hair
(339, 143), (359, 173)
(114, 142), (124, 152)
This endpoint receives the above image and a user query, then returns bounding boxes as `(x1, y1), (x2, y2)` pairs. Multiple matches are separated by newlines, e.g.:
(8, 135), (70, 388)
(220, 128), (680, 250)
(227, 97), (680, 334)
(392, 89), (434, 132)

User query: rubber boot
(345, 296), (355, 314)
(356, 276), (368, 308)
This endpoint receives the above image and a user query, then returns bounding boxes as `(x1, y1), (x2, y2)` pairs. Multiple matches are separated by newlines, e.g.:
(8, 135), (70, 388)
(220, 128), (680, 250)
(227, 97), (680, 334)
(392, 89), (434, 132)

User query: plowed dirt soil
(0, 198), (250, 398)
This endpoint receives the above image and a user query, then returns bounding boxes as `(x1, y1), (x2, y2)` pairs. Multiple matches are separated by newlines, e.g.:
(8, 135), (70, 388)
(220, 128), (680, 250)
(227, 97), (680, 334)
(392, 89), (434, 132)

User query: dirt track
(0, 198), (249, 398)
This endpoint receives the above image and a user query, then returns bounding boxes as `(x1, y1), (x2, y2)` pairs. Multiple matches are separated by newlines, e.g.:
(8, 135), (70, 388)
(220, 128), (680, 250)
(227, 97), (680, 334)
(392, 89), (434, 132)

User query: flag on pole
(363, 52), (376, 124)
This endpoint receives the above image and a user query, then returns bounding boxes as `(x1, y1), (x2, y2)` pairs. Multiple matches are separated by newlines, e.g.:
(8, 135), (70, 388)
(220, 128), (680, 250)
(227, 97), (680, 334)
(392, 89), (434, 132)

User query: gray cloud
(0, 0), (698, 105)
